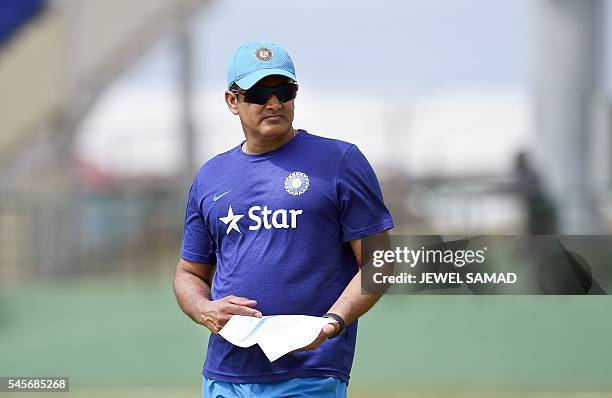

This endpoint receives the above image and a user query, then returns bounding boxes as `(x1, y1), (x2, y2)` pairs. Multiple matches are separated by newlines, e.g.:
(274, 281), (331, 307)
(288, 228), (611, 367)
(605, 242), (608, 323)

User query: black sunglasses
(231, 83), (298, 105)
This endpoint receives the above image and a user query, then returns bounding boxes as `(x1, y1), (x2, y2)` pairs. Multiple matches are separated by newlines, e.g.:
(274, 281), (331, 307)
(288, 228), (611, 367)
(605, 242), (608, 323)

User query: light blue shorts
(203, 376), (348, 398)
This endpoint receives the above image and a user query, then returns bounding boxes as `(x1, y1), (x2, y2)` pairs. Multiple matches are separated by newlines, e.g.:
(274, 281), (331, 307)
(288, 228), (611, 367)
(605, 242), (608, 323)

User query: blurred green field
(1, 278), (612, 397)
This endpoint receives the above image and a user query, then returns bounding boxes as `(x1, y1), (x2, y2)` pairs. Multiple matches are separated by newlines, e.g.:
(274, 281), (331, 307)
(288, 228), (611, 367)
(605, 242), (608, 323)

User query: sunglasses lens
(243, 84), (297, 105)
(274, 84), (298, 102)
(243, 87), (270, 105)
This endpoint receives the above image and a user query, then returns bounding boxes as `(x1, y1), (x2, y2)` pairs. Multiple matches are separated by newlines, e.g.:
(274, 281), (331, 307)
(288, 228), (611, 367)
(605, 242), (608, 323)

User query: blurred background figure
(514, 151), (558, 234)
(1, 1), (612, 397)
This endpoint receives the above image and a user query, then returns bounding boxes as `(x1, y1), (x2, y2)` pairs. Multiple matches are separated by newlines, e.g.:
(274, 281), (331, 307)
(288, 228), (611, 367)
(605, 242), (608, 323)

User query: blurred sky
(76, 0), (612, 181)
(125, 0), (531, 94)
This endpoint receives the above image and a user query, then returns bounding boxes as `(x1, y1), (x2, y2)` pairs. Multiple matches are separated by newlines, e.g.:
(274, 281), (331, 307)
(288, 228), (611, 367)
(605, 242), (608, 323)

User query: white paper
(219, 315), (335, 362)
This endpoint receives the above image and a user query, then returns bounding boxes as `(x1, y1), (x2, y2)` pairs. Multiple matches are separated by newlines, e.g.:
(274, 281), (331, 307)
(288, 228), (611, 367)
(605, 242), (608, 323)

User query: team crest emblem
(255, 47), (273, 62)
(284, 172), (310, 196)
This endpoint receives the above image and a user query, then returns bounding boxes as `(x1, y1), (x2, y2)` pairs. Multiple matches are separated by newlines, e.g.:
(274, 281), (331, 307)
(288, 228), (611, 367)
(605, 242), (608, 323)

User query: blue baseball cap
(226, 41), (297, 90)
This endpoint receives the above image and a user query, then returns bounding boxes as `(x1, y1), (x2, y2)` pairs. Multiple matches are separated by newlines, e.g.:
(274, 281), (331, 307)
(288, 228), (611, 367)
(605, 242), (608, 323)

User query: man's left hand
(292, 322), (339, 353)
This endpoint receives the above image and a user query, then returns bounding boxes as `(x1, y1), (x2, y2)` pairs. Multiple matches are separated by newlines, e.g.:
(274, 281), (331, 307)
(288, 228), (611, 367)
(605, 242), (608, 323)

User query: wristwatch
(322, 312), (346, 339)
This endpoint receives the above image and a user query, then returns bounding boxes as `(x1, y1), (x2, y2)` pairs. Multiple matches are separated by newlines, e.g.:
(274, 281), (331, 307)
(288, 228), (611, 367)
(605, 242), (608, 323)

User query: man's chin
(258, 124), (291, 138)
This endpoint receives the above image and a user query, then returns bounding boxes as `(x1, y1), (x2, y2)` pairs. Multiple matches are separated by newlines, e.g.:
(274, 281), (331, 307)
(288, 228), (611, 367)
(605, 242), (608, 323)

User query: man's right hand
(197, 295), (262, 335)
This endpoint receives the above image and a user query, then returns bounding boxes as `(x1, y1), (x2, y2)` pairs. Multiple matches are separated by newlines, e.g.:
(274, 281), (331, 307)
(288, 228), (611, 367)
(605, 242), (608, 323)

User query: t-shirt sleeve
(180, 178), (217, 264)
(336, 145), (394, 242)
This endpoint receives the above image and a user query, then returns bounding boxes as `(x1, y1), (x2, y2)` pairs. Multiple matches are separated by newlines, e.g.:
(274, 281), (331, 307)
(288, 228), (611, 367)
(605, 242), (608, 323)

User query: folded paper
(219, 315), (335, 362)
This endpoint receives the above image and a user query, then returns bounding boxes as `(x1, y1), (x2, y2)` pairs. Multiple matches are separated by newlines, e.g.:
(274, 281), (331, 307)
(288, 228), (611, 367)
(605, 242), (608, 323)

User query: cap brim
(234, 68), (297, 90)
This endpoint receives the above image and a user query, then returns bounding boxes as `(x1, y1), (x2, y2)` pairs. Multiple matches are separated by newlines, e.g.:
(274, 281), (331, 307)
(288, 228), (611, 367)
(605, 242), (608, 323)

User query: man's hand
(197, 295), (262, 335)
(293, 322), (339, 353)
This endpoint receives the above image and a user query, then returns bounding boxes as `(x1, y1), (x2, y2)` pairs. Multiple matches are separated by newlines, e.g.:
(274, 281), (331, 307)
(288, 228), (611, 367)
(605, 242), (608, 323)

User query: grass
(1, 278), (612, 396)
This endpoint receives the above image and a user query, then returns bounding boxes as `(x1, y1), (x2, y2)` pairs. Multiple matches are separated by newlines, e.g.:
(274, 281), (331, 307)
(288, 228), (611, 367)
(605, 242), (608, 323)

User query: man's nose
(266, 94), (282, 109)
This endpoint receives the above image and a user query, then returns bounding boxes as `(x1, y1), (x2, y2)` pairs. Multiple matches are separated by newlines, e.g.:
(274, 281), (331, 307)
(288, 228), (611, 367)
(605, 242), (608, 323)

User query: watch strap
(322, 312), (346, 339)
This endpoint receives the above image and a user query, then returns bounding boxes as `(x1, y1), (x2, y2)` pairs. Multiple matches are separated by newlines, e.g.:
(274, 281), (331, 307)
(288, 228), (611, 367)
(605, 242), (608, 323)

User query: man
(173, 40), (394, 398)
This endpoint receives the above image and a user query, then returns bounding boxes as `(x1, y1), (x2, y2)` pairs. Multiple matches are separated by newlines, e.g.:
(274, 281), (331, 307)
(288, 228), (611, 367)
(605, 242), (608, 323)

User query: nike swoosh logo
(213, 190), (232, 202)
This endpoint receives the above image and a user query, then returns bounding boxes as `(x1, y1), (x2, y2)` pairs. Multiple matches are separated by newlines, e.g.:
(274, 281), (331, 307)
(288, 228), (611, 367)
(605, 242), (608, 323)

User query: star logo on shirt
(219, 205), (244, 235)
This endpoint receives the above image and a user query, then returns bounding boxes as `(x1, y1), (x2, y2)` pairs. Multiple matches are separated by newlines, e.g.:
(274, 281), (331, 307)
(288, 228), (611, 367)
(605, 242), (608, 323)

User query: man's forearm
(173, 268), (212, 324)
(327, 270), (382, 326)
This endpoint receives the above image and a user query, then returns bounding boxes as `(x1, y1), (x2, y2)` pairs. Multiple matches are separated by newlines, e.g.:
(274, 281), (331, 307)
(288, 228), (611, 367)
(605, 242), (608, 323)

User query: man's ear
(225, 91), (240, 115)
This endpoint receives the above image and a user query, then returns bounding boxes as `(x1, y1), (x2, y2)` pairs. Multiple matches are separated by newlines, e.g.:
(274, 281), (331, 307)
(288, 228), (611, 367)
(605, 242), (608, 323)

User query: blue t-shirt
(180, 130), (394, 384)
